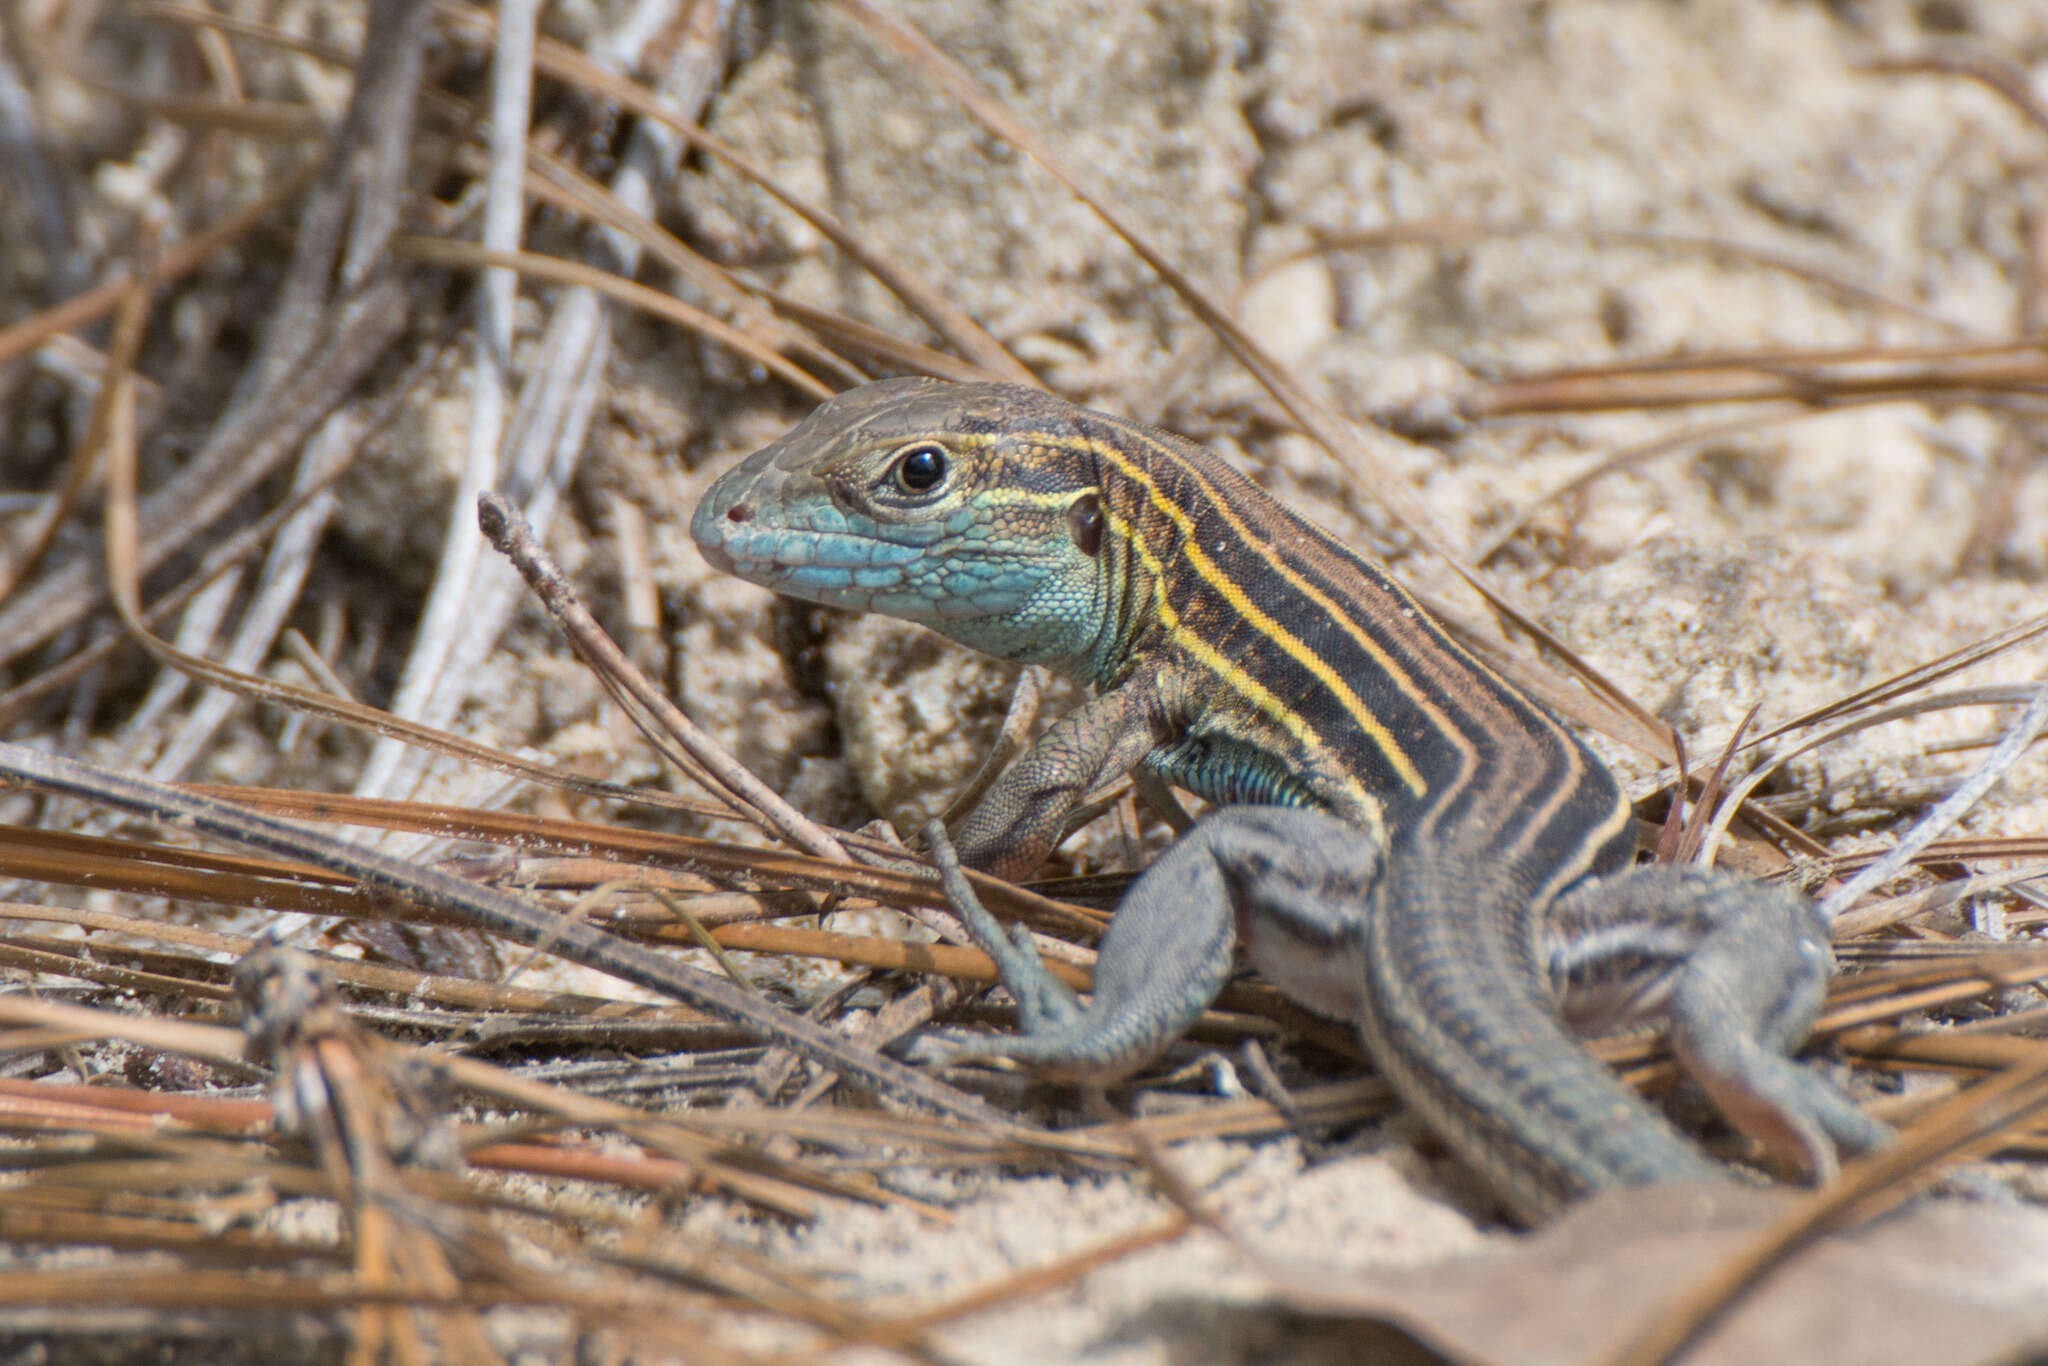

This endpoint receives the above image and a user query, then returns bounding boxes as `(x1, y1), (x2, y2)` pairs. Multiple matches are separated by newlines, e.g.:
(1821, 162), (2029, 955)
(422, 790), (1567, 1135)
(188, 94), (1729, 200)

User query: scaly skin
(692, 379), (1887, 1223)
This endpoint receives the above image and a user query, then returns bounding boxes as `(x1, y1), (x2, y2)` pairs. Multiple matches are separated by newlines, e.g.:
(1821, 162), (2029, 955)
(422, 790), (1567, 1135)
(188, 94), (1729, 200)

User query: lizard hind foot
(1676, 1029), (1893, 1184)
(1550, 864), (1893, 1185)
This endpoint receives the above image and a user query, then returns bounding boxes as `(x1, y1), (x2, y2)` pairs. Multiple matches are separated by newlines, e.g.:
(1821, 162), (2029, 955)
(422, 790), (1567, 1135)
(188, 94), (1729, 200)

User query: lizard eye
(891, 443), (949, 494)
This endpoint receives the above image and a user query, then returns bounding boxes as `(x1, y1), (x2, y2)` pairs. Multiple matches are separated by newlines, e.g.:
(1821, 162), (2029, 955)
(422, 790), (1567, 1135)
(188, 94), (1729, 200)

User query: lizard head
(692, 379), (1120, 675)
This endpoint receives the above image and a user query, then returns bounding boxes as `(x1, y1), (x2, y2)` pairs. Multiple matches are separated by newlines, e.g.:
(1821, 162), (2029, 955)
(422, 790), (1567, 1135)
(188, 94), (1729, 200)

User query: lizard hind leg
(1544, 865), (1891, 1184)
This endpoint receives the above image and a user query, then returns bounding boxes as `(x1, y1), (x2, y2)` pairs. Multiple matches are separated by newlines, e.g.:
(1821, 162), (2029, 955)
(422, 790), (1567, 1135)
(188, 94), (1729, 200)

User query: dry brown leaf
(1249, 1186), (2048, 1366)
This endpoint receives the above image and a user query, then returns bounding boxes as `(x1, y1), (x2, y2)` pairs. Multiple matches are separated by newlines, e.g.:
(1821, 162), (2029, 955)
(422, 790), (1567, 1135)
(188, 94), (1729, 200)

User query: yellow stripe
(1103, 506), (1380, 816)
(1089, 440), (1429, 798)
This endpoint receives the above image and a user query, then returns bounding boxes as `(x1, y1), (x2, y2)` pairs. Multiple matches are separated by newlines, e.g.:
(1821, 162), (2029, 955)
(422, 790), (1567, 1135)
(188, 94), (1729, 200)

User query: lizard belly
(1237, 905), (1370, 1023)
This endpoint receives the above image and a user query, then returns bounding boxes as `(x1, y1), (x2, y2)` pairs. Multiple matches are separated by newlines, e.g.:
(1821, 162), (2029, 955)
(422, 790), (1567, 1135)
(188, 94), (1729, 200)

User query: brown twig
(0, 742), (1018, 1130)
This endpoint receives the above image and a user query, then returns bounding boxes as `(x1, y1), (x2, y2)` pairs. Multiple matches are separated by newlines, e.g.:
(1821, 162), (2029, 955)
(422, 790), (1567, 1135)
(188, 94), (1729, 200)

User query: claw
(1673, 1028), (1891, 1183)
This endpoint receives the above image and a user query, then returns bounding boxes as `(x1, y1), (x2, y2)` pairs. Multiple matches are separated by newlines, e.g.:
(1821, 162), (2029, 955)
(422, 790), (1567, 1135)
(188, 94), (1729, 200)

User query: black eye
(894, 444), (948, 493)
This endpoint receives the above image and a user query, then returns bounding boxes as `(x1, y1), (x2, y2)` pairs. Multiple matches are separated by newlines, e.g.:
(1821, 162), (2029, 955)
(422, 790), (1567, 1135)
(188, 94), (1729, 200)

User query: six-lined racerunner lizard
(690, 378), (1887, 1223)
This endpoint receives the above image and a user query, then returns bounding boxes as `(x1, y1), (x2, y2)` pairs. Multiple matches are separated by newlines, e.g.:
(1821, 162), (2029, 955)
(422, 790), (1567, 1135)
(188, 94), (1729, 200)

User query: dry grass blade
(41, 299), (776, 828)
(0, 989), (935, 1223)
(0, 334), (435, 730)
(1842, 1027), (2048, 1079)
(131, 1), (360, 66)
(0, 792), (1342, 1053)
(178, 785), (1109, 938)
(1833, 860), (2048, 938)
(1832, 834), (2048, 869)
(348, 0), (581, 813)
(1675, 704), (1758, 866)
(425, 1054), (953, 1214)
(753, 288), (1003, 384)
(0, 994), (249, 1065)
(478, 492), (848, 860)
(231, 943), (502, 1363)
(1861, 45), (2048, 136)
(1811, 945), (2048, 1034)
(4, 451), (778, 818)
(0, 807), (1319, 1056)
(0, 937), (236, 1003)
(96, 251), (162, 631)
(0, 1077), (265, 1133)
(0, 894), (724, 1021)
(1751, 609), (2048, 749)
(430, 1), (1033, 386)
(69, 76), (331, 138)
(0, 277), (410, 672)
(0, 159), (321, 374)
(0, 742), (1017, 1130)
(0, 163), (316, 601)
(1816, 944), (2048, 1009)
(0, 1266), (712, 1334)
(498, 140), (870, 386)
(1471, 337), (2048, 416)
(1687, 639), (2048, 879)
(1821, 678), (2048, 917)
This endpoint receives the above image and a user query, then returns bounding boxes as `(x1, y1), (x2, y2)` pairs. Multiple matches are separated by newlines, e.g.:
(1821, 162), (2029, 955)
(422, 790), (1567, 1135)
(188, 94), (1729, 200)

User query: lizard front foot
(922, 819), (1204, 1086)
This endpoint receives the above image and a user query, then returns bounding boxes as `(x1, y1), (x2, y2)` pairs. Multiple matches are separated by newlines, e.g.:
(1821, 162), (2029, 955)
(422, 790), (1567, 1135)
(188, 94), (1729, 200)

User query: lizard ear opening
(1066, 492), (1103, 557)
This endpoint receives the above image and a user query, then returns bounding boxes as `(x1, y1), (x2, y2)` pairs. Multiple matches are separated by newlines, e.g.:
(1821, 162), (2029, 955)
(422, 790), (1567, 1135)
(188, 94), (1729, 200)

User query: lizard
(690, 377), (1888, 1223)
